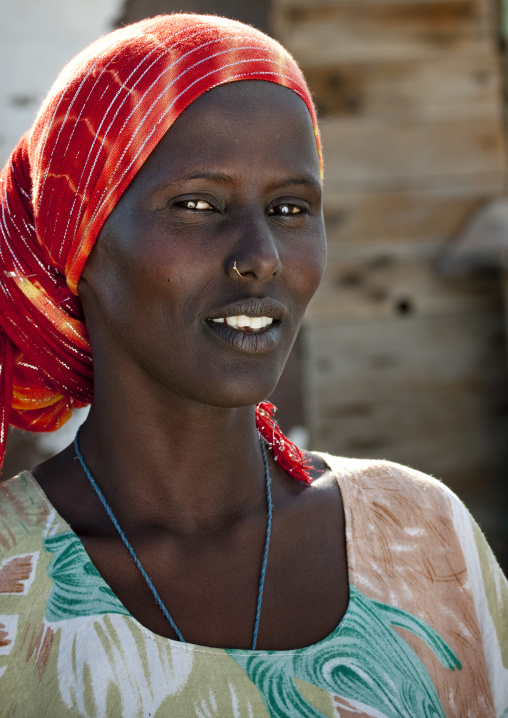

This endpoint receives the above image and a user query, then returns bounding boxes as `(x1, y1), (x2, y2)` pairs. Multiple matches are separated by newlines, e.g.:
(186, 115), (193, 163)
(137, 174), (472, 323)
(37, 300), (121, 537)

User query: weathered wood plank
(305, 240), (502, 322)
(275, 0), (490, 8)
(273, 0), (492, 64)
(304, 311), (504, 390)
(323, 188), (498, 245)
(320, 115), (506, 192)
(303, 312), (508, 487)
(303, 55), (501, 120)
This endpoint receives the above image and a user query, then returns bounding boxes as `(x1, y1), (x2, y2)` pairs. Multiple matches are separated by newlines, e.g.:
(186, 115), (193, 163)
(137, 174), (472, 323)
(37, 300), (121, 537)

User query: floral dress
(0, 455), (507, 717)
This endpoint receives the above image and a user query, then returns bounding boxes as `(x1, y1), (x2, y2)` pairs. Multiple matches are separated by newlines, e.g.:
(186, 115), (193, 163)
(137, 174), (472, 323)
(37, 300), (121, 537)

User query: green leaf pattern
(44, 533), (461, 718)
(44, 532), (195, 717)
(228, 586), (461, 718)
(44, 532), (129, 621)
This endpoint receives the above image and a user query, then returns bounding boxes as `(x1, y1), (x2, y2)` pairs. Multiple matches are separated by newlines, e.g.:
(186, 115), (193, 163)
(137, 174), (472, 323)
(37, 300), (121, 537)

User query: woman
(0, 14), (506, 718)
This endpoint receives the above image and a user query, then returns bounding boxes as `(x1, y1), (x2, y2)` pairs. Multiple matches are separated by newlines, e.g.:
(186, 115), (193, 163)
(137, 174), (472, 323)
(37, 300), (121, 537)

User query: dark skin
(33, 81), (349, 650)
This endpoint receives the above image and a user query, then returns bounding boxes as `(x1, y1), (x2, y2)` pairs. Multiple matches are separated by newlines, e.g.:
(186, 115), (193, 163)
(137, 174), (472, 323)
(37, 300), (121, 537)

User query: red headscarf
(0, 14), (321, 480)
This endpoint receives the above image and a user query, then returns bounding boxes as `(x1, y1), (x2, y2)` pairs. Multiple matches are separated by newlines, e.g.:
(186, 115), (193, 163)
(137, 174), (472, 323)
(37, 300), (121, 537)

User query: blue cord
(252, 439), (273, 650)
(74, 427), (185, 642)
(74, 427), (272, 650)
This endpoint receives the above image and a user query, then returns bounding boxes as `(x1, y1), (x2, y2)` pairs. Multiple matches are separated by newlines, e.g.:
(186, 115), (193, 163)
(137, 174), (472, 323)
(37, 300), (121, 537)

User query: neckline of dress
(23, 454), (354, 656)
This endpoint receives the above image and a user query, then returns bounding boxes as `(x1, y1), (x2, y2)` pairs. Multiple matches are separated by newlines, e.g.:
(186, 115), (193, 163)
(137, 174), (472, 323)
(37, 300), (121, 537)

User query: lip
(205, 298), (287, 322)
(206, 320), (281, 354)
(204, 297), (286, 354)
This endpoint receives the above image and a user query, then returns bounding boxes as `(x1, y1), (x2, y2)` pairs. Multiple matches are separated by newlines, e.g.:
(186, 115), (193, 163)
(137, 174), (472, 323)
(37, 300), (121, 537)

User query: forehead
(135, 80), (321, 188)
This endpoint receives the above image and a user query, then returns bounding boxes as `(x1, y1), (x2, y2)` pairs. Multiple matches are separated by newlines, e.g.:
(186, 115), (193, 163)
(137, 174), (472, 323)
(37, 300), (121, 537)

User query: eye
(268, 203), (305, 216)
(178, 199), (214, 211)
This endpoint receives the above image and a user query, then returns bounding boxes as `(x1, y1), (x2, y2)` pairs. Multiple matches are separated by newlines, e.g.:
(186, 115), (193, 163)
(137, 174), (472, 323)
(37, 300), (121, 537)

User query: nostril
(272, 263), (282, 277)
(233, 260), (245, 278)
(229, 251), (281, 281)
(230, 221), (282, 280)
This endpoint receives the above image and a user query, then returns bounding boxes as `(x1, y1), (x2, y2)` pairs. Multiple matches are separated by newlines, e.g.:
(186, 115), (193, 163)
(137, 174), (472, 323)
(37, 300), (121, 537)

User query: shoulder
(0, 474), (55, 648)
(316, 453), (508, 710)
(313, 452), (460, 521)
(313, 452), (480, 597)
(0, 472), (52, 559)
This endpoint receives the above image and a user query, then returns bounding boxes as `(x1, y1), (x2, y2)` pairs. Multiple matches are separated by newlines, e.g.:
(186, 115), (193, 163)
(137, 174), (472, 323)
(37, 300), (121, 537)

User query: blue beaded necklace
(74, 427), (273, 650)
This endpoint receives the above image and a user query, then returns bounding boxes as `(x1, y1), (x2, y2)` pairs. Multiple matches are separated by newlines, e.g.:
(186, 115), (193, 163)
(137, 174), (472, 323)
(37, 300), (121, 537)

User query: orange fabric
(0, 14), (320, 472)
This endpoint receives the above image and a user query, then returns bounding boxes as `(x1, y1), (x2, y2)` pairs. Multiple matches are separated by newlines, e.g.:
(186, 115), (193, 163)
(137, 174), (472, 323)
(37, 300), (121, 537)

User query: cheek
(286, 230), (327, 306)
(79, 234), (161, 350)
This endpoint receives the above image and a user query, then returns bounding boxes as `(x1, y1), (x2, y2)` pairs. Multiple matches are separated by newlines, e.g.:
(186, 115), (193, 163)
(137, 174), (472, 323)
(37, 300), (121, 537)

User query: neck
(78, 375), (268, 537)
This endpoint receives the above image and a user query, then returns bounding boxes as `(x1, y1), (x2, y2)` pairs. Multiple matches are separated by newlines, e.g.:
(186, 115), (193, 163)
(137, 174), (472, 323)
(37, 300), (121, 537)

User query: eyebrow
(176, 172), (321, 192)
(269, 176), (322, 192)
(176, 172), (234, 184)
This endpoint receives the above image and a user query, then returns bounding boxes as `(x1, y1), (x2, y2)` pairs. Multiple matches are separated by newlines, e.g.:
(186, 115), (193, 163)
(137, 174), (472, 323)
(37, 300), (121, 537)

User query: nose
(227, 213), (282, 281)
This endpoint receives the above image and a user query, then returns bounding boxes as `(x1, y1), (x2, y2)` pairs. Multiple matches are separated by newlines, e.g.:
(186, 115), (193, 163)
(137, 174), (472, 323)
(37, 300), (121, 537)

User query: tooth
(222, 315), (275, 330)
(212, 318), (225, 323)
(237, 315), (250, 328)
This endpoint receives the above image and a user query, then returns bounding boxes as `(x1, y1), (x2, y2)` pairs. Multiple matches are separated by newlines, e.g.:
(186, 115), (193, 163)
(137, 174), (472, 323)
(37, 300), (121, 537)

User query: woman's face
(79, 80), (326, 408)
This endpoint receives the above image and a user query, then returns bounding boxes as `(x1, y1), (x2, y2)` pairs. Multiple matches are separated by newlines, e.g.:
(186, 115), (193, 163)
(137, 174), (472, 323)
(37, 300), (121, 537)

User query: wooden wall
(273, 0), (508, 566)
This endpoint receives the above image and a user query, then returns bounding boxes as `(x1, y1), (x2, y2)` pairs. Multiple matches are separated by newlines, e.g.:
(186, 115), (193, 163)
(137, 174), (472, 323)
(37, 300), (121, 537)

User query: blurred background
(1, 0), (508, 572)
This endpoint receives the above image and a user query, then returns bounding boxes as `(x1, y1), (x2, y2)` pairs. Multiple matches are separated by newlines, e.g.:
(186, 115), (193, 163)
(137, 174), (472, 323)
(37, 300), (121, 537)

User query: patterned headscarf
(0, 14), (321, 479)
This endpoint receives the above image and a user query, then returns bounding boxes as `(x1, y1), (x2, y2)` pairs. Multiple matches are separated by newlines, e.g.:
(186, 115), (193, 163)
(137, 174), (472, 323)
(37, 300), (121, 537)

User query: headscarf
(0, 14), (321, 480)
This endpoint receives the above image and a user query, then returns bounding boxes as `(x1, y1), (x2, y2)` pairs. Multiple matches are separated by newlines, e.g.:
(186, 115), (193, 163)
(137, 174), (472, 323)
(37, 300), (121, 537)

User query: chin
(204, 382), (281, 410)
(177, 368), (283, 410)
(141, 339), (291, 410)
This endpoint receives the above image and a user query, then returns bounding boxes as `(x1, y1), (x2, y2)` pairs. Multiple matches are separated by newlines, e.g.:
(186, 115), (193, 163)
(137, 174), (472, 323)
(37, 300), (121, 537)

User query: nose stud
(233, 260), (245, 278)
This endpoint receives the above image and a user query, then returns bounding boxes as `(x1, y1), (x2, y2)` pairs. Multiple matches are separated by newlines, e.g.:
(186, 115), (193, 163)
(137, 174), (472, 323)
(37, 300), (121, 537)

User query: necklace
(74, 427), (273, 650)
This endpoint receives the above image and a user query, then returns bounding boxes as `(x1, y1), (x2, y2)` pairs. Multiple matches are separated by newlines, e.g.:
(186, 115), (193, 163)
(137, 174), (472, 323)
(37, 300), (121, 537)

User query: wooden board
(275, 0), (490, 8)
(121, 0), (271, 34)
(304, 310), (505, 391)
(305, 240), (502, 321)
(273, 0), (492, 65)
(320, 115), (506, 192)
(302, 54), (501, 120)
(323, 188), (500, 245)
(302, 312), (508, 496)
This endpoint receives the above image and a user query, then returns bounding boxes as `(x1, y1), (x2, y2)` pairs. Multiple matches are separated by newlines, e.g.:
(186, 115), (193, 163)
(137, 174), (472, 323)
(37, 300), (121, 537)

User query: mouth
(209, 315), (274, 332)
(205, 299), (285, 353)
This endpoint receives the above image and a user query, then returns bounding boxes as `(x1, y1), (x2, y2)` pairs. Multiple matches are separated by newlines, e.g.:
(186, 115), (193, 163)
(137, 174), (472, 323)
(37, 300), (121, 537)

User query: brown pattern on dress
(0, 554), (35, 593)
(26, 623), (54, 680)
(18, 620), (32, 652)
(0, 474), (49, 552)
(335, 457), (496, 718)
(0, 621), (11, 649)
